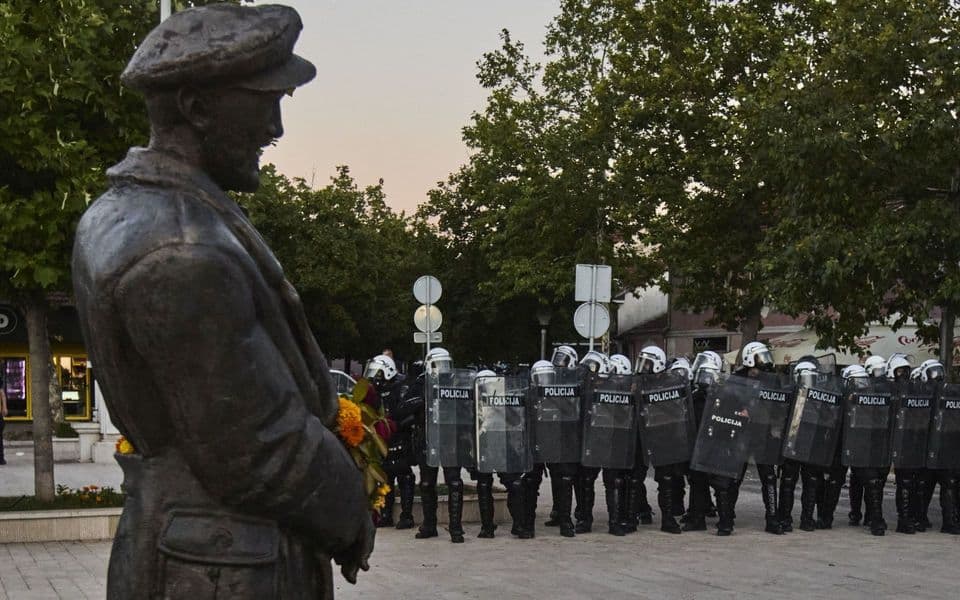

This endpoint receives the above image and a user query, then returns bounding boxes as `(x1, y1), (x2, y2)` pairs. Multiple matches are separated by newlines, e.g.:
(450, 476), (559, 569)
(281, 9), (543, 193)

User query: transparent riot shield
(530, 369), (581, 464)
(782, 375), (844, 467)
(425, 368), (477, 468)
(891, 381), (934, 469)
(580, 373), (637, 469)
(927, 383), (960, 470)
(841, 379), (894, 468)
(743, 372), (794, 465)
(637, 372), (696, 467)
(690, 376), (752, 479)
(476, 375), (533, 474)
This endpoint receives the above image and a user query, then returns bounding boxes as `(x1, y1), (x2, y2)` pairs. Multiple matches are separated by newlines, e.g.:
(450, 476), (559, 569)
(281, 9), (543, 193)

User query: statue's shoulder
(75, 179), (241, 287)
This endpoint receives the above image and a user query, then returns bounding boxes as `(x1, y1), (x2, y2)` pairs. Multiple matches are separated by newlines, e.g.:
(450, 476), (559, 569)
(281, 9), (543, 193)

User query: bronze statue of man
(72, 4), (374, 598)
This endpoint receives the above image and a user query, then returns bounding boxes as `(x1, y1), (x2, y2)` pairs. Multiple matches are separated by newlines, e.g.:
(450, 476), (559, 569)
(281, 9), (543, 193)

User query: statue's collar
(107, 147), (242, 215)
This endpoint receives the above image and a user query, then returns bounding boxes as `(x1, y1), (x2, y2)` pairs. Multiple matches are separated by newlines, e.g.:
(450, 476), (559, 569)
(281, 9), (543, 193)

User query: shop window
(57, 356), (91, 420)
(1, 357), (28, 419)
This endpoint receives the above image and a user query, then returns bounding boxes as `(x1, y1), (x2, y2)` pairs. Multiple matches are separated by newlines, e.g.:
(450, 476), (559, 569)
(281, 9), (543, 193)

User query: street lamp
(536, 308), (552, 360)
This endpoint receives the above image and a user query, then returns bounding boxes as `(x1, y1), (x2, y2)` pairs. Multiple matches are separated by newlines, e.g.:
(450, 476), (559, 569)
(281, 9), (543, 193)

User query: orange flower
(115, 436), (135, 455)
(337, 398), (366, 447)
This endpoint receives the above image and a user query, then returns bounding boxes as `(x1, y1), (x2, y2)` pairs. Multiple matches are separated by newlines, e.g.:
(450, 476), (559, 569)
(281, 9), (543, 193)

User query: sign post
(413, 275), (442, 355)
(574, 264), (612, 351)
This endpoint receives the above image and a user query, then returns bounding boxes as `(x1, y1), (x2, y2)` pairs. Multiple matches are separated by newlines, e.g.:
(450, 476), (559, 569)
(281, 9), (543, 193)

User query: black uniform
(376, 373), (418, 529)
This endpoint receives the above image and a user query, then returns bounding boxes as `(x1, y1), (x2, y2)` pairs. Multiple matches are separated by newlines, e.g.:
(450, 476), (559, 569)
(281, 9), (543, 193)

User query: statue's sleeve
(114, 242), (368, 554)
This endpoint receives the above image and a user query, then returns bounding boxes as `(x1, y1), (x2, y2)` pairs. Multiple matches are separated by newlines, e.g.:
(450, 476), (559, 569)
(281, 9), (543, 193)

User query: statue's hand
(334, 514), (375, 584)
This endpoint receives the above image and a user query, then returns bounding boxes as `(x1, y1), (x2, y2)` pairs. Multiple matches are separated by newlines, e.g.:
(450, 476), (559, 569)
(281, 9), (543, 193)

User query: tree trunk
(737, 312), (762, 367)
(940, 308), (955, 383)
(23, 301), (55, 502)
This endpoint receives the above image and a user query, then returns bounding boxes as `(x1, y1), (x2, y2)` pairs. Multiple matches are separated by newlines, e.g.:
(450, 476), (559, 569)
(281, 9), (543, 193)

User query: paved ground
(1, 451), (958, 599)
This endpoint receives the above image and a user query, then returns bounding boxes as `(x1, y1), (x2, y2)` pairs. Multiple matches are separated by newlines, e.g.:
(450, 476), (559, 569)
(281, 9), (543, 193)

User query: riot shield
(891, 381), (934, 469)
(928, 383), (960, 470)
(425, 368), (477, 468)
(580, 373), (637, 469)
(476, 375), (533, 473)
(530, 369), (582, 464)
(637, 372), (696, 467)
(742, 372), (794, 465)
(690, 376), (752, 479)
(841, 379), (894, 468)
(782, 375), (843, 467)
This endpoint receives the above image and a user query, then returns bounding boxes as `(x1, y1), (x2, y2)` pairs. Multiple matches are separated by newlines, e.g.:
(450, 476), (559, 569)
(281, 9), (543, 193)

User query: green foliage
(54, 421), (79, 438)
(236, 166), (430, 361)
(0, 485), (125, 512)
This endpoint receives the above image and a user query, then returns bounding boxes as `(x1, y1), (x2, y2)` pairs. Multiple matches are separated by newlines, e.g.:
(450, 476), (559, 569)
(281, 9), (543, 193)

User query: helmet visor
(753, 350), (774, 369)
(694, 368), (718, 387)
(551, 349), (575, 369)
(635, 355), (658, 374)
(797, 370), (818, 388)
(926, 365), (945, 381)
(429, 358), (453, 376)
(363, 362), (384, 380)
(867, 364), (885, 378)
(532, 369), (557, 386)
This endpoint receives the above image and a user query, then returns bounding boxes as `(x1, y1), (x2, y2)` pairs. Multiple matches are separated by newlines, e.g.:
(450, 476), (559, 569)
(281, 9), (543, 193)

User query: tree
(0, 0), (237, 501)
(237, 166), (429, 368)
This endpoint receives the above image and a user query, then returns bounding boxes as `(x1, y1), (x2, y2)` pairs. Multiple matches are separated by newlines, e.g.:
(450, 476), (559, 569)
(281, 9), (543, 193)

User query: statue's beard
(201, 127), (266, 193)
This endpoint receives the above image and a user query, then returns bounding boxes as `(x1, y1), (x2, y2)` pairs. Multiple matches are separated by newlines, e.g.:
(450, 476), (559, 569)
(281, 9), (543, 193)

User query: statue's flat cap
(121, 3), (315, 92)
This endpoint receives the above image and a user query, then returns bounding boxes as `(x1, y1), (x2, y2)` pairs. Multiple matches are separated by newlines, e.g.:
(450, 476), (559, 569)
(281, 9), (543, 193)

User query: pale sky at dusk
(254, 1), (559, 214)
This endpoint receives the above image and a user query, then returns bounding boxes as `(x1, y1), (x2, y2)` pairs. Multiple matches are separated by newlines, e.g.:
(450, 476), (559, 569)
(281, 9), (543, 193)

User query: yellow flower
(377, 483), (391, 497)
(336, 398), (366, 447)
(115, 436), (135, 455)
(372, 495), (386, 511)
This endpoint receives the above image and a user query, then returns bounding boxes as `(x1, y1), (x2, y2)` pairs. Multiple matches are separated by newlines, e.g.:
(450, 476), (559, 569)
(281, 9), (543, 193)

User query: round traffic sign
(413, 275), (442, 305)
(573, 302), (609, 339)
(0, 306), (17, 335)
(414, 304), (443, 333)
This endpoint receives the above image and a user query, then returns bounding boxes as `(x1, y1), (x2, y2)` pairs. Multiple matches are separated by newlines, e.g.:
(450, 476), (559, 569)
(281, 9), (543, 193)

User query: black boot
(575, 476), (595, 534)
(673, 476), (686, 517)
(447, 480), (465, 543)
(779, 471), (797, 532)
(682, 474), (707, 531)
(509, 478), (528, 539)
(378, 487), (396, 527)
(762, 474), (783, 535)
(544, 474), (562, 526)
(416, 482), (439, 539)
(396, 473), (416, 529)
(658, 475), (682, 534)
(940, 478), (960, 534)
(818, 472), (843, 530)
(517, 475), (538, 539)
(606, 477), (626, 536)
(715, 487), (734, 536)
(637, 477), (654, 525)
(477, 479), (497, 538)
(799, 474), (818, 532)
(621, 476), (638, 534)
(729, 481), (741, 523)
(866, 477), (887, 536)
(557, 475), (576, 537)
(896, 477), (916, 534)
(915, 473), (934, 532)
(848, 473), (864, 526)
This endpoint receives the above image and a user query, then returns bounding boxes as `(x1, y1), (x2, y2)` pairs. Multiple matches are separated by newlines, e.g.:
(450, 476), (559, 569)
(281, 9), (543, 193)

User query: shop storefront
(0, 304), (92, 423)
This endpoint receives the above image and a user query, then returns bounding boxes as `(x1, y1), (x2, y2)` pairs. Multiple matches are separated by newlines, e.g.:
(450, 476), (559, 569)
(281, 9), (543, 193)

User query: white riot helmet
(920, 359), (946, 383)
(609, 354), (633, 375)
(741, 341), (774, 370)
(841, 364), (868, 380)
(910, 367), (922, 381)
(635, 345), (667, 374)
(425, 347), (453, 376)
(863, 355), (886, 379)
(364, 354), (397, 381)
(551, 345), (579, 370)
(794, 360), (818, 388)
(580, 350), (610, 374)
(669, 356), (693, 380)
(530, 360), (557, 386)
(692, 351), (723, 387)
(476, 369), (497, 378)
(885, 353), (912, 381)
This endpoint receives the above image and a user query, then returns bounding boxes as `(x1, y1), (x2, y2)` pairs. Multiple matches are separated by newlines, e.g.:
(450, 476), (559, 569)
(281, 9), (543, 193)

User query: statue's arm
(115, 243), (370, 555)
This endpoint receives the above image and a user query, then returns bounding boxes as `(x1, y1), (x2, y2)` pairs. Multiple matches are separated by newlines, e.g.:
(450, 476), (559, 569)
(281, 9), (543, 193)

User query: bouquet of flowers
(334, 377), (393, 513)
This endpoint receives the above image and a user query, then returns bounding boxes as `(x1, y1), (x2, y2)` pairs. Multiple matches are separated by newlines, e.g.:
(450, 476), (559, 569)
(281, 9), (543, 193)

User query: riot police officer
(682, 351), (723, 531)
(366, 354), (417, 529)
(918, 359), (960, 534)
(847, 354), (888, 527)
(735, 342), (787, 535)
(888, 353), (929, 534)
(415, 347), (473, 543)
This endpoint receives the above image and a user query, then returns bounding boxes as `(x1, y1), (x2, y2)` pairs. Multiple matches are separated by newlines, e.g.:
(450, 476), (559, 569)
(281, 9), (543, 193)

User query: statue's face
(200, 88), (285, 192)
